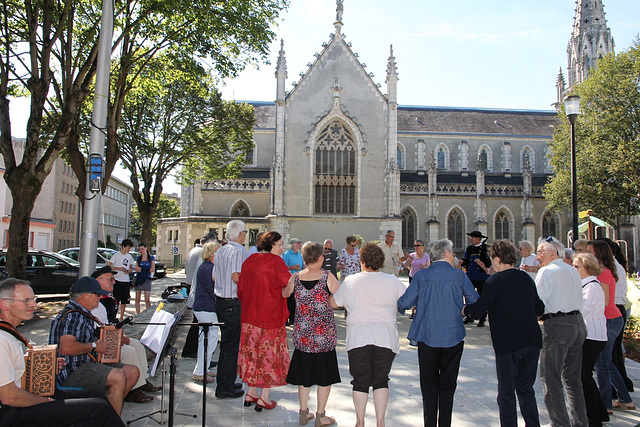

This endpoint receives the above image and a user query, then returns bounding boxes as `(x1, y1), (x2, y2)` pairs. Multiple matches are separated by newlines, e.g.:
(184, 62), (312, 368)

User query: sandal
(299, 408), (314, 425)
(244, 394), (258, 407)
(192, 371), (216, 382)
(315, 411), (336, 427)
(612, 401), (636, 410)
(255, 397), (277, 412)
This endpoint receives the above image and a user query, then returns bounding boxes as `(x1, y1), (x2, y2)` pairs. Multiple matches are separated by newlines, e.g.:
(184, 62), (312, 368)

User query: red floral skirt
(237, 323), (290, 387)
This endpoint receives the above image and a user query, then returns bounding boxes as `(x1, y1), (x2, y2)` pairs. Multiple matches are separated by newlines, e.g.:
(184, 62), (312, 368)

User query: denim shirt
(398, 261), (479, 348)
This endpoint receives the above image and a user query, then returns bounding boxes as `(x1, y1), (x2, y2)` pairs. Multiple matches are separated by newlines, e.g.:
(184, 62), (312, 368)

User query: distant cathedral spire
(559, 0), (614, 103)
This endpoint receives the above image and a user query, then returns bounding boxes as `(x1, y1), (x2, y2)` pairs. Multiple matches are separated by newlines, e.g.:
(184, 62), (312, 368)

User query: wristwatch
(91, 342), (97, 350)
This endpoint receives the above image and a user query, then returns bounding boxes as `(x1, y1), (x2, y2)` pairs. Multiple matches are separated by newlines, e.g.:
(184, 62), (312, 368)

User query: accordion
(22, 345), (57, 396)
(97, 325), (123, 363)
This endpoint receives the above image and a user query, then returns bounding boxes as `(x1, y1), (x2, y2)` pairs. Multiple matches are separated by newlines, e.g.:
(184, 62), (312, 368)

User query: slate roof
(248, 101), (560, 137)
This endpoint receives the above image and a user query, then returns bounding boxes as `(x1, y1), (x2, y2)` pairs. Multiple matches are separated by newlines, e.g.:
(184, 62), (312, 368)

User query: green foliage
(130, 194), (181, 245)
(545, 40), (640, 223)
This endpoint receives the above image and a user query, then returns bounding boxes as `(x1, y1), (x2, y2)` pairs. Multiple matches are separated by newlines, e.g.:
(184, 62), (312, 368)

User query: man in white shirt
(108, 239), (134, 321)
(213, 220), (247, 399)
(535, 237), (587, 427)
(377, 230), (405, 276)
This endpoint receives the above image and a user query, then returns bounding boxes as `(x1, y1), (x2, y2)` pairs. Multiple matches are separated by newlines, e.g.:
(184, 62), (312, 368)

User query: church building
(158, 0), (627, 262)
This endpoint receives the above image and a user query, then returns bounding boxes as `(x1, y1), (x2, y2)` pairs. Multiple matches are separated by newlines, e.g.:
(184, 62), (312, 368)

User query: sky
(8, 0), (640, 194)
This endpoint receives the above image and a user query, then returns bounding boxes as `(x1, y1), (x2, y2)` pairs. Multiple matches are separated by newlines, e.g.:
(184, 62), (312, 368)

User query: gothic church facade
(158, 1), (622, 261)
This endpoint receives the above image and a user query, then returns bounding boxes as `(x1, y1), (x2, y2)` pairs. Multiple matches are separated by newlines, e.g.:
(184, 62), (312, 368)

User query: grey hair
(226, 220), (246, 241)
(427, 239), (454, 262)
(69, 292), (83, 302)
(414, 239), (425, 246)
(518, 240), (535, 253)
(564, 248), (575, 262)
(538, 236), (565, 259)
(385, 230), (395, 236)
(0, 278), (31, 300)
(323, 239), (333, 245)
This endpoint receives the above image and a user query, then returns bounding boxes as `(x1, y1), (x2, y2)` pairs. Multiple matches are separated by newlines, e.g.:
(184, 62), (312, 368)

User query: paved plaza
(21, 272), (640, 426)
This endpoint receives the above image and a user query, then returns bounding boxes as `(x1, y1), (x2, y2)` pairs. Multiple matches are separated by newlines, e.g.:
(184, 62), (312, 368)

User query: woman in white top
(518, 240), (539, 279)
(332, 243), (406, 427)
(573, 253), (609, 425)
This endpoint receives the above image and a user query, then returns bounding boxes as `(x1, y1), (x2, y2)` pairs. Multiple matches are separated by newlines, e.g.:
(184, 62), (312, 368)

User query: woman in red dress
(237, 231), (291, 412)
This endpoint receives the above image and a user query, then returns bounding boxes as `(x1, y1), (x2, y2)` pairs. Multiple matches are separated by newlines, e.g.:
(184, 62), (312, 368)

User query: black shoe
(463, 318), (474, 324)
(233, 382), (243, 390)
(216, 388), (245, 399)
(209, 361), (218, 369)
(477, 321), (485, 327)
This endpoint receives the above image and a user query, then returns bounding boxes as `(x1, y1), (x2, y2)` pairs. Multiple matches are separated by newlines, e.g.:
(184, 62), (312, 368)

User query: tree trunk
(138, 203), (155, 247)
(4, 176), (42, 279)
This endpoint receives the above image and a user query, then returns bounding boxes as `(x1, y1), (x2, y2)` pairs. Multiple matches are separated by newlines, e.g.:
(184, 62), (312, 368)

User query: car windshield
(43, 251), (80, 266)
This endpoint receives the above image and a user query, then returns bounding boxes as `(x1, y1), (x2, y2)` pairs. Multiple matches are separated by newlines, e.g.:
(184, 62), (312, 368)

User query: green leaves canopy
(545, 40), (640, 224)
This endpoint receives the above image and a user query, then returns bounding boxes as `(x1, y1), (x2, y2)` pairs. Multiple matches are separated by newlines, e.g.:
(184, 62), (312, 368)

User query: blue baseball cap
(71, 276), (110, 295)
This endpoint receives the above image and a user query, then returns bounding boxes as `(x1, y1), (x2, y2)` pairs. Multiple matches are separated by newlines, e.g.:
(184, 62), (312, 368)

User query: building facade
(157, 0), (636, 267)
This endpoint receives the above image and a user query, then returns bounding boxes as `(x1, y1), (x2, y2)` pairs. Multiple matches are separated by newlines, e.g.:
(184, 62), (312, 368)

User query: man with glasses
(0, 278), (125, 426)
(322, 239), (339, 277)
(213, 220), (247, 399)
(49, 277), (139, 415)
(90, 266), (160, 404)
(535, 237), (588, 427)
(378, 230), (406, 276)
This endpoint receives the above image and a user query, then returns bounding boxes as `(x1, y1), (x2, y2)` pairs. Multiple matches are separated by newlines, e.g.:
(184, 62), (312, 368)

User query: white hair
(226, 220), (246, 241)
(537, 236), (565, 259)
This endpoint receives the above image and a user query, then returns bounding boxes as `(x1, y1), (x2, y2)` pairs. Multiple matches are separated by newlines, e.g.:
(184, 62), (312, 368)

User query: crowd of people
(0, 220), (637, 426)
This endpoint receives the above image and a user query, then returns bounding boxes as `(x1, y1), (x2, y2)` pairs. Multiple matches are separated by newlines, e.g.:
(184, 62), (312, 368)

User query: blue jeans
(595, 316), (632, 409)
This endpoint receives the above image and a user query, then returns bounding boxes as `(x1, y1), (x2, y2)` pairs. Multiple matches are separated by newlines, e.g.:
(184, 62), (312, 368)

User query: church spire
(566, 0), (614, 88)
(275, 39), (287, 102)
(334, 0), (344, 33)
(386, 45), (398, 104)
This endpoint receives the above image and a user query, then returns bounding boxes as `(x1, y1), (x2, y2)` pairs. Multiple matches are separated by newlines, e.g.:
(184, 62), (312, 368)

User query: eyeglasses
(3, 297), (37, 304)
(573, 264), (584, 269)
(414, 244), (423, 247)
(349, 244), (357, 247)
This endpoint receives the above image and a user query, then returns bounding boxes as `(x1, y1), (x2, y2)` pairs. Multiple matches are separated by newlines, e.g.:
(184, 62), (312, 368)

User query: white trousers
(192, 311), (219, 376)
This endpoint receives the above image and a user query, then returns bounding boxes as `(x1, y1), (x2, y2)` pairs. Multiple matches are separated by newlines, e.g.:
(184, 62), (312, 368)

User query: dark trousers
(495, 346), (540, 427)
(471, 280), (487, 322)
(0, 389), (124, 427)
(287, 294), (296, 324)
(214, 297), (241, 392)
(181, 311), (200, 357)
(418, 341), (464, 427)
(612, 304), (633, 392)
(582, 339), (608, 426)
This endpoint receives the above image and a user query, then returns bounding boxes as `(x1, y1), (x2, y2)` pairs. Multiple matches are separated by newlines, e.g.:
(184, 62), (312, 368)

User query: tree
(545, 40), (640, 225)
(0, 0), (287, 278)
(130, 194), (180, 246)
(119, 55), (255, 246)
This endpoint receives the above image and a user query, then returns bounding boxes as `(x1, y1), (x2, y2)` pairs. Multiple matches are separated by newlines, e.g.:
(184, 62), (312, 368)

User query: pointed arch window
(397, 143), (406, 170)
(231, 200), (250, 217)
(401, 207), (417, 250)
(448, 209), (464, 255)
(437, 148), (445, 170)
(542, 211), (557, 239)
(480, 150), (488, 171)
(314, 120), (356, 214)
(495, 211), (509, 240)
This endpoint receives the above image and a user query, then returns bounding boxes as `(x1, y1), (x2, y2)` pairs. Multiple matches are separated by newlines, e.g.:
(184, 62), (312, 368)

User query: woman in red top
(237, 231), (292, 412)
(588, 240), (635, 412)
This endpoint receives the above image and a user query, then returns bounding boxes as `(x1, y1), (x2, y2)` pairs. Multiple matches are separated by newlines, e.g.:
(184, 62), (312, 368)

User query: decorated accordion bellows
(22, 344), (57, 396)
(97, 325), (123, 363)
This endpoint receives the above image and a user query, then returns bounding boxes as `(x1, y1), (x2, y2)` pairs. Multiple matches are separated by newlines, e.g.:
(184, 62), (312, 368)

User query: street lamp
(565, 95), (580, 247)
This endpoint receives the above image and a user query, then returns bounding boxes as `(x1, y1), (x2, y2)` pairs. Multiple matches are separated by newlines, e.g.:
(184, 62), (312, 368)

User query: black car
(0, 250), (81, 295)
(59, 247), (167, 279)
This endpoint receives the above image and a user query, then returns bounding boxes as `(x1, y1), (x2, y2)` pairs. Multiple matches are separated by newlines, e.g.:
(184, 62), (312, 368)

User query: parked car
(0, 250), (82, 295)
(59, 247), (167, 279)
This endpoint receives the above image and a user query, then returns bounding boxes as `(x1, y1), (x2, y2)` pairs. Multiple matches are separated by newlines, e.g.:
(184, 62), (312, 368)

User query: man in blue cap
(49, 276), (139, 415)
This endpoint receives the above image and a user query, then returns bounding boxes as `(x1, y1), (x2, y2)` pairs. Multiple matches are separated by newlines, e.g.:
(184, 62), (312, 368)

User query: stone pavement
(20, 272), (640, 426)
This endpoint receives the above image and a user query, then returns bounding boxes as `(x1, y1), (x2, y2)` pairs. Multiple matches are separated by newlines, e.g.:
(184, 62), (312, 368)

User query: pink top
(408, 252), (430, 278)
(598, 268), (621, 320)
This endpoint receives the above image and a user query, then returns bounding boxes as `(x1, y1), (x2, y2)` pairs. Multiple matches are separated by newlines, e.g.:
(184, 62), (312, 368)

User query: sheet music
(140, 310), (179, 377)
